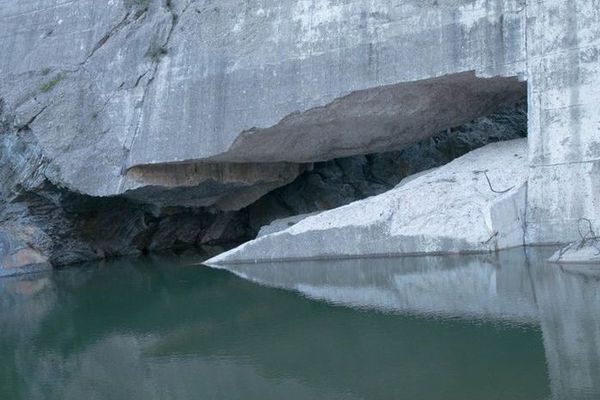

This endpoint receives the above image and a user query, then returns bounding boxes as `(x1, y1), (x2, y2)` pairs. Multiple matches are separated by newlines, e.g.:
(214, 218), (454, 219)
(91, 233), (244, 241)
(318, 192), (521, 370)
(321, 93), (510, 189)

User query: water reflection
(0, 248), (598, 399)
(216, 248), (600, 400)
(219, 250), (539, 324)
(531, 263), (600, 400)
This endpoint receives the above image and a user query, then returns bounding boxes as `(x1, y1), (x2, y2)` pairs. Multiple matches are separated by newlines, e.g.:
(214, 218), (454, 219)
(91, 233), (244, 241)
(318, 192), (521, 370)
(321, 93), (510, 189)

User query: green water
(1, 248), (599, 400)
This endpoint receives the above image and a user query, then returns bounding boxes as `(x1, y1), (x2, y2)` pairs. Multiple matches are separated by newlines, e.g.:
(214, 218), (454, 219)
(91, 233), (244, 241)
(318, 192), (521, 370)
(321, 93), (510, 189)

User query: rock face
(0, 89), (526, 274)
(0, 116), (251, 275)
(0, 0), (598, 272)
(208, 139), (528, 264)
(129, 1), (526, 166)
(0, 0), (526, 197)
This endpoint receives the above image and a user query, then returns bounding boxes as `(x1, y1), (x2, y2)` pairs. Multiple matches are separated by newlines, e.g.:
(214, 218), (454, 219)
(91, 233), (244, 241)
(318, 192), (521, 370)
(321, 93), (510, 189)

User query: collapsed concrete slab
(207, 139), (528, 265)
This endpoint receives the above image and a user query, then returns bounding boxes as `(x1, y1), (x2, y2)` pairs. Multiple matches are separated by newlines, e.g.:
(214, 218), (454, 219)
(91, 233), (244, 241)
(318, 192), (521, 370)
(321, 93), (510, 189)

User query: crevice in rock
(15, 106), (48, 133)
(120, 0), (182, 184)
(85, 11), (133, 64)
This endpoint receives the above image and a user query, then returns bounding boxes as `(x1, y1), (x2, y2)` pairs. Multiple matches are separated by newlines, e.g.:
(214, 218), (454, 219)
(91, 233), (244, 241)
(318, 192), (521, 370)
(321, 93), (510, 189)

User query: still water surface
(1, 248), (599, 400)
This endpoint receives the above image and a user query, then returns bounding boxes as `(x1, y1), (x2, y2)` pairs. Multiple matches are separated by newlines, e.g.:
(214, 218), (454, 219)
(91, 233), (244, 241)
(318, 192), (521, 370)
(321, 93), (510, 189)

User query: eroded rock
(123, 161), (309, 211)
(0, 82), (527, 275)
(205, 73), (525, 163)
(0, 122), (253, 275)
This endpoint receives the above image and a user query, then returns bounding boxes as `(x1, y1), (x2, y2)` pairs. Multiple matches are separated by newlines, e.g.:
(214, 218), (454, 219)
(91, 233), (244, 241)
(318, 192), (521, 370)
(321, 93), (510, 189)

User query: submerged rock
(549, 219), (600, 264)
(207, 139), (528, 265)
(549, 242), (600, 265)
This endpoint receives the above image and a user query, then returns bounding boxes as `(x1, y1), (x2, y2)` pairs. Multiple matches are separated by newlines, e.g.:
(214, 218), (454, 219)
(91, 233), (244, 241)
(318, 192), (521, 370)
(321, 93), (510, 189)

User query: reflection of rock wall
(531, 259), (600, 399)
(6, 248), (600, 399)
(217, 248), (539, 323)
(0, 253), (550, 400)
(0, 274), (57, 336)
(217, 248), (600, 398)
